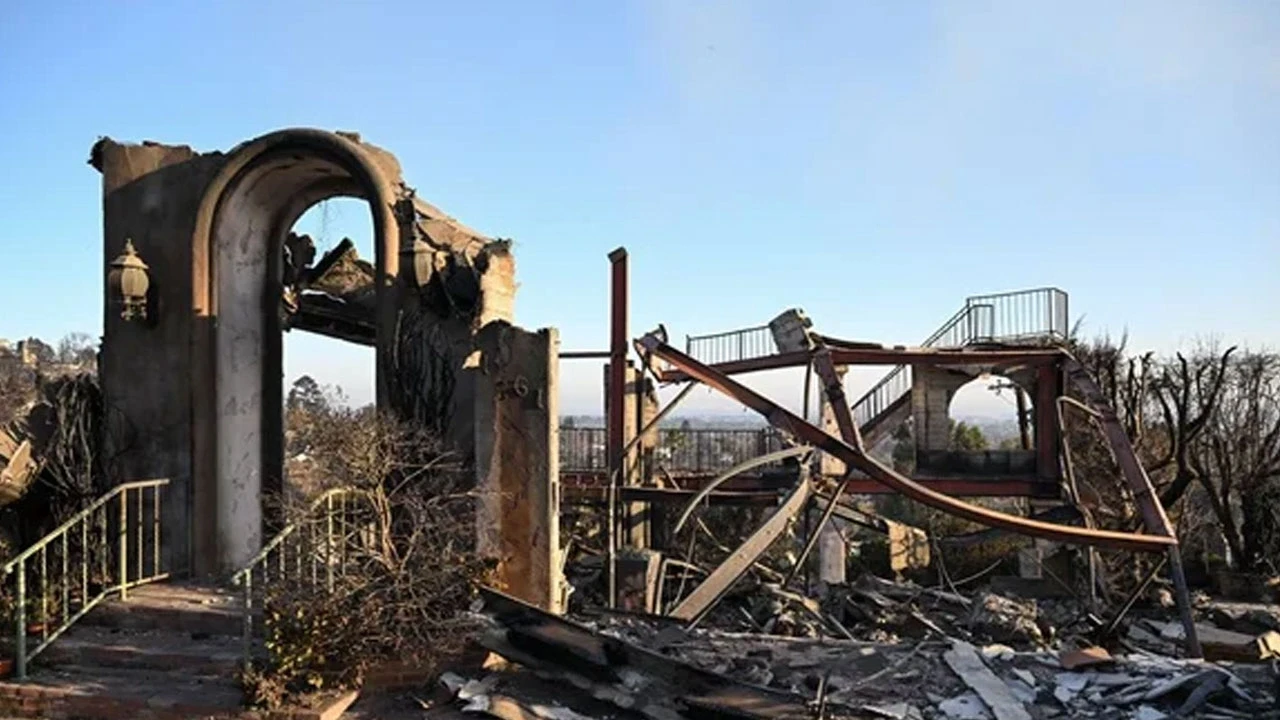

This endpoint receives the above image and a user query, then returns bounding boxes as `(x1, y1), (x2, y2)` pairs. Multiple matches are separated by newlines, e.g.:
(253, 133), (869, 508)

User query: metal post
(606, 247), (629, 609)
(61, 534), (68, 625)
(119, 491), (128, 599)
(326, 493), (335, 593)
(80, 520), (87, 612)
(39, 548), (46, 639)
(1167, 546), (1202, 658)
(153, 486), (161, 577)
(1015, 388), (1031, 450)
(16, 559), (26, 680)
(242, 572), (253, 671)
(784, 349), (859, 588)
(802, 362), (813, 423)
(136, 489), (143, 583)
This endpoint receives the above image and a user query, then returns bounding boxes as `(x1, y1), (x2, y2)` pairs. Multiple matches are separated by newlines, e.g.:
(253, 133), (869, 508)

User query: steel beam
(606, 247), (629, 608)
(635, 331), (1175, 554)
(656, 346), (1063, 382)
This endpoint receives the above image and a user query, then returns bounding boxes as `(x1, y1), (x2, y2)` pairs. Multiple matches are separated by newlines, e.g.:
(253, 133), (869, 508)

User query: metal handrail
(851, 288), (1070, 430)
(685, 324), (775, 366)
(1, 478), (169, 680)
(230, 486), (365, 670)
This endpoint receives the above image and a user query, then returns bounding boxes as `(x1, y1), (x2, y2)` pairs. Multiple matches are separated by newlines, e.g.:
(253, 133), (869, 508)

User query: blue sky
(1, 1), (1276, 418)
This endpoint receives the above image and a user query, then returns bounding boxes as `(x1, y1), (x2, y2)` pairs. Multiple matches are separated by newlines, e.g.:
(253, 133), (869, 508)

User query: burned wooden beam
(477, 588), (811, 720)
(286, 293), (376, 346)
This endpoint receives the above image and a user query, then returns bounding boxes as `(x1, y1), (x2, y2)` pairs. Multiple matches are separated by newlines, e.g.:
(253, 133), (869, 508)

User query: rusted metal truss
(639, 331), (1172, 553)
(636, 328), (1203, 655)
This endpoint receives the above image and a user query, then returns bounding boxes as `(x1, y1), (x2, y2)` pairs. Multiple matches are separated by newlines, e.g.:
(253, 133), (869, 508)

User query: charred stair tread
(1, 662), (245, 708)
(83, 583), (262, 635)
(96, 582), (246, 615)
(37, 625), (256, 672)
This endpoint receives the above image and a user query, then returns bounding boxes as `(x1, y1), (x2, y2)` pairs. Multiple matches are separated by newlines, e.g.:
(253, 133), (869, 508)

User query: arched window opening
(281, 197), (376, 499)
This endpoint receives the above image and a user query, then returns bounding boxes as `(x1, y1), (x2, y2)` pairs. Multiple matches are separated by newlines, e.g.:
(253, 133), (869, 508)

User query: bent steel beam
(1062, 357), (1201, 657)
(635, 331), (1175, 554)
(656, 347), (1064, 383)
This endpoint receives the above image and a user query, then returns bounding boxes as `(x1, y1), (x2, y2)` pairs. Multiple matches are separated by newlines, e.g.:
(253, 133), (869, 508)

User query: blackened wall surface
(95, 139), (225, 576)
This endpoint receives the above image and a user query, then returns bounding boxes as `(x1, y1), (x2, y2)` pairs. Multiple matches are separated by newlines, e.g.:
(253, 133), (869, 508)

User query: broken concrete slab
(942, 640), (1032, 720)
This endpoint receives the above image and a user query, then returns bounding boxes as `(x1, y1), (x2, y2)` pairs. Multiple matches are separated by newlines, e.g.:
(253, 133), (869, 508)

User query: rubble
(454, 574), (1280, 720)
(965, 594), (1045, 648)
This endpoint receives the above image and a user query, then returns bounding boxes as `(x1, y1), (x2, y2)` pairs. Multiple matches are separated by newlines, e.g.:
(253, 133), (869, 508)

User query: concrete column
(475, 323), (563, 613)
(819, 365), (849, 477)
(817, 521), (847, 585)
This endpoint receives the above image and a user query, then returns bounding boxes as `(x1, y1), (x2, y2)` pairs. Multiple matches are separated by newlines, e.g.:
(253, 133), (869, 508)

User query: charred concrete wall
(95, 129), (533, 578)
(910, 365), (973, 453)
(474, 323), (563, 612)
(94, 139), (225, 576)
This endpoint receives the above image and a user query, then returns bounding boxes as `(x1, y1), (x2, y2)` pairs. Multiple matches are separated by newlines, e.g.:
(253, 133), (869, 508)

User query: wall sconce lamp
(108, 238), (151, 322)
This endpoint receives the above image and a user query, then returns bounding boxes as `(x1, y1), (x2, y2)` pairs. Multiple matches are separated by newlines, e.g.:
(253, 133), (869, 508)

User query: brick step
(37, 625), (259, 676)
(0, 663), (245, 719)
(81, 582), (262, 637)
(0, 663), (358, 720)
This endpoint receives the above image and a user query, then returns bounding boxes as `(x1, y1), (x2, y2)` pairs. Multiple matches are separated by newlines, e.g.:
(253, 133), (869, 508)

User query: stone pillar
(819, 365), (849, 477)
(912, 366), (958, 454)
(817, 521), (847, 585)
(475, 323), (564, 613)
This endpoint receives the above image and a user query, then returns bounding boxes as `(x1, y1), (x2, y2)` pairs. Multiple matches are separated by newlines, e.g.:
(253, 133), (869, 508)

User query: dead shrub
(243, 410), (494, 708)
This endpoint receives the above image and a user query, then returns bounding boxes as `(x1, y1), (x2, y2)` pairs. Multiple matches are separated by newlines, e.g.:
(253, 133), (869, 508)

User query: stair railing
(851, 287), (1069, 430)
(851, 305), (974, 428)
(230, 486), (367, 671)
(0, 478), (169, 680)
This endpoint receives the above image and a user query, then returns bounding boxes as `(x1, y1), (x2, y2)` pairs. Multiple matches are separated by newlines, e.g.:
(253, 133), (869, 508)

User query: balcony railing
(852, 287), (1069, 429)
(560, 427), (607, 471)
(560, 427), (786, 475)
(685, 325), (774, 367)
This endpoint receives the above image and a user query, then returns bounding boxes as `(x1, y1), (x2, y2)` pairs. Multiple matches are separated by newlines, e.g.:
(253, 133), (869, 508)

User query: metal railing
(230, 487), (370, 670)
(851, 288), (1069, 429)
(0, 479), (169, 680)
(561, 427), (786, 475)
(654, 428), (786, 473)
(560, 427), (607, 471)
(963, 287), (1069, 344)
(685, 325), (775, 366)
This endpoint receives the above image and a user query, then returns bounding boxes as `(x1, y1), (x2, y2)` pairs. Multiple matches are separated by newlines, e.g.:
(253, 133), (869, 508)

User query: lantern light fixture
(108, 238), (150, 322)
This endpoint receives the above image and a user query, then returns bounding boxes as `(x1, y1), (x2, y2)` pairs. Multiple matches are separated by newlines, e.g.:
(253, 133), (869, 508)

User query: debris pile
(434, 578), (1280, 720)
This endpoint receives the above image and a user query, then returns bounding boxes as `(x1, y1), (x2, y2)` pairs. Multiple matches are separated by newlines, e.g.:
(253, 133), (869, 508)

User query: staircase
(684, 288), (1070, 445)
(0, 583), (253, 718)
(0, 481), (359, 720)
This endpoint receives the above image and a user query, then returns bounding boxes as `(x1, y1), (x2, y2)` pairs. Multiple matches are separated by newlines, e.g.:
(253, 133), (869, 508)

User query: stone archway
(95, 129), (559, 608)
(188, 129), (403, 574)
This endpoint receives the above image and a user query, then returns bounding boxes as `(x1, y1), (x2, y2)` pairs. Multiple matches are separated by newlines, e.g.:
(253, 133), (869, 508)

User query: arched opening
(191, 130), (399, 574)
(947, 374), (1034, 452)
(281, 197), (377, 498)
